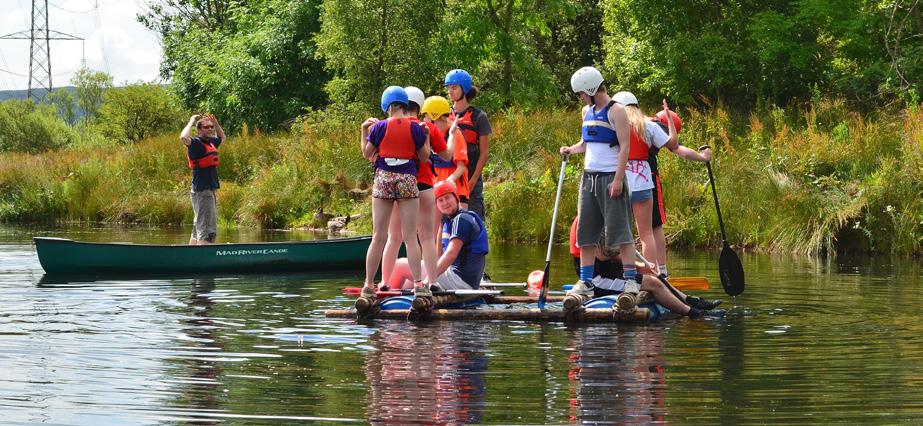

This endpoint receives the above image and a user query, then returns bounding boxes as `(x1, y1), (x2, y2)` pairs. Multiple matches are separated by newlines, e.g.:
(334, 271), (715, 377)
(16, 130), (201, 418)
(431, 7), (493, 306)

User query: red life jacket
(187, 139), (219, 169)
(569, 217), (580, 258)
(451, 107), (482, 145)
(408, 117), (440, 186)
(378, 117), (417, 159)
(627, 126), (651, 161)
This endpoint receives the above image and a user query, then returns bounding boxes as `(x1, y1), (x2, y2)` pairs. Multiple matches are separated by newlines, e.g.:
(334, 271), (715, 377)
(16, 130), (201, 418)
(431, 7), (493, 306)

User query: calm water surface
(1, 225), (922, 424)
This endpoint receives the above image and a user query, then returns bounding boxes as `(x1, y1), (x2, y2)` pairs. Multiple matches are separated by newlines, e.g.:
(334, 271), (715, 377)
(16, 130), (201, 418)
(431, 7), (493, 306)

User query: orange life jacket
(452, 107), (482, 145)
(188, 139), (219, 169)
(378, 117), (417, 159)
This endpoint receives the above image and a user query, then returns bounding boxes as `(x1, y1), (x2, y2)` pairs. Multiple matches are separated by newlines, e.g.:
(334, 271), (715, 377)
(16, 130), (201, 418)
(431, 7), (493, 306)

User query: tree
(71, 67), (113, 120)
(140, 0), (328, 130)
(315, 0), (444, 112)
(96, 83), (187, 143)
(47, 89), (78, 125)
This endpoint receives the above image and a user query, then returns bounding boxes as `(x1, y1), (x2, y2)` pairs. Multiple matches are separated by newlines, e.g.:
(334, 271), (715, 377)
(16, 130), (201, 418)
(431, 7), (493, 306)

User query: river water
(1, 225), (922, 424)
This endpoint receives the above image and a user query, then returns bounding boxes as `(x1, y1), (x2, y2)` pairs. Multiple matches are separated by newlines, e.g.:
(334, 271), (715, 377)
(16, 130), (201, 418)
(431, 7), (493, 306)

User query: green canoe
(34, 236), (371, 276)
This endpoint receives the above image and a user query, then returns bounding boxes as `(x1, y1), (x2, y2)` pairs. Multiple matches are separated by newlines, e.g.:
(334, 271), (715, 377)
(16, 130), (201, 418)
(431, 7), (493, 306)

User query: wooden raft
(343, 291), (660, 323)
(326, 307), (651, 322)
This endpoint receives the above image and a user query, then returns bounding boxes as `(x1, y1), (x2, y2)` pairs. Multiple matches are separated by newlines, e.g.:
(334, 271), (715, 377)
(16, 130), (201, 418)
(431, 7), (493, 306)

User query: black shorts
(418, 183), (433, 191)
(460, 195), (469, 203)
(652, 173), (666, 228)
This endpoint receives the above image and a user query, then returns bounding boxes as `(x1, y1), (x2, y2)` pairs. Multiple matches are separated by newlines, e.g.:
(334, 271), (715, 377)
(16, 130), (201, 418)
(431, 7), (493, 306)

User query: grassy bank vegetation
(0, 99), (920, 255)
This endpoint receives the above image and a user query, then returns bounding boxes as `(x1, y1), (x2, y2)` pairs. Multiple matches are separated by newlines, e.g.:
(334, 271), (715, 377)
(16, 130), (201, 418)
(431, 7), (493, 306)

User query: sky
(0, 0), (162, 91)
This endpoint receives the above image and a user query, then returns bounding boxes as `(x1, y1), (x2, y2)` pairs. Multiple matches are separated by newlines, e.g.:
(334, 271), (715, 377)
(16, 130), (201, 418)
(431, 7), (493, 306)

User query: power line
(0, 67), (30, 77)
(49, 2), (95, 13)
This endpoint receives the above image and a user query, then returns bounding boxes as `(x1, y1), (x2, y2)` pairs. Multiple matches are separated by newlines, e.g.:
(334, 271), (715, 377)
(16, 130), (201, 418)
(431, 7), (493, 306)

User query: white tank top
(584, 143), (620, 172)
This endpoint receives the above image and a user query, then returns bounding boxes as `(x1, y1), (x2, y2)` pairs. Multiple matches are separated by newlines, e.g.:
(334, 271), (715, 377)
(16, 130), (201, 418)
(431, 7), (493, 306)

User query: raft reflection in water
(363, 322), (488, 424)
(568, 325), (667, 423)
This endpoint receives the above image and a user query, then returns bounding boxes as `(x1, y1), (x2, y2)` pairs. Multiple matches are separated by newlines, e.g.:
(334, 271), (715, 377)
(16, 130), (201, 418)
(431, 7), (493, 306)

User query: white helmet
(613, 91), (639, 106)
(404, 86), (426, 110)
(570, 66), (604, 96)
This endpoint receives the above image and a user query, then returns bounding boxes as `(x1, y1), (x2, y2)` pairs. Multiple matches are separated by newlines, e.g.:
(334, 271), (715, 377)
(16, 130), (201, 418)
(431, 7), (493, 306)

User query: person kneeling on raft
(389, 180), (488, 291)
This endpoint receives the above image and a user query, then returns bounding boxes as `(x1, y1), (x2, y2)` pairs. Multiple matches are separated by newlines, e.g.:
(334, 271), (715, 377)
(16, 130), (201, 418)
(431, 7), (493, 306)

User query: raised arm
(360, 118), (378, 161)
(209, 114), (226, 140)
(180, 114), (199, 146)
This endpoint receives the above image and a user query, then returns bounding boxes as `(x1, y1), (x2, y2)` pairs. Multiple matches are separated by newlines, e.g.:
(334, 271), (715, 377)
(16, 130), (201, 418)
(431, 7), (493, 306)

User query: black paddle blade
(718, 243), (745, 296)
(537, 262), (551, 310)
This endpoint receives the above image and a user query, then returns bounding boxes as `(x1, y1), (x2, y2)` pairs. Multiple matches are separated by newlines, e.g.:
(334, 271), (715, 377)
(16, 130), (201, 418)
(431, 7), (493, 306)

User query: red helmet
(434, 180), (458, 200)
(655, 110), (683, 133)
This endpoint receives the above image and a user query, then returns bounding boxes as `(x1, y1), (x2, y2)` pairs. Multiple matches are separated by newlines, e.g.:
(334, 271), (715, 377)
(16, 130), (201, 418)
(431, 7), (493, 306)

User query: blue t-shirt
(367, 119), (427, 174)
(188, 136), (222, 192)
(441, 210), (489, 287)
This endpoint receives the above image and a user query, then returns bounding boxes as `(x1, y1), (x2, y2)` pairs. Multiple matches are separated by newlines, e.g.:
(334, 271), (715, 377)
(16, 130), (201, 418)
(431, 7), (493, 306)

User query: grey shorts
(190, 190), (217, 242)
(577, 171), (634, 248)
(435, 268), (475, 290)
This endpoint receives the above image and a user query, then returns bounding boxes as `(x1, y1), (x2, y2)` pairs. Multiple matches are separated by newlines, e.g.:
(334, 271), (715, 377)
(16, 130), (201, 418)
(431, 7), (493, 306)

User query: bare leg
(380, 201), (402, 286)
(364, 197), (395, 288)
(390, 258), (417, 290)
(653, 225), (668, 270)
(417, 190), (440, 283)
(580, 245), (597, 268)
(397, 198), (422, 284)
(633, 198), (658, 270)
(640, 275), (690, 315)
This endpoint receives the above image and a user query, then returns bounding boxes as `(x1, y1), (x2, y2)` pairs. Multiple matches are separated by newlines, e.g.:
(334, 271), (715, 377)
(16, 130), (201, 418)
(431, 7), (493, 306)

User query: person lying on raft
(389, 180), (488, 291)
(567, 217), (723, 318)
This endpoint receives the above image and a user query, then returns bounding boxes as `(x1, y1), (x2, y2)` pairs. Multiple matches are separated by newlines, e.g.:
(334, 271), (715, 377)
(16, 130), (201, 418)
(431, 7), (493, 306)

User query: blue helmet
(380, 86), (409, 113)
(444, 69), (473, 95)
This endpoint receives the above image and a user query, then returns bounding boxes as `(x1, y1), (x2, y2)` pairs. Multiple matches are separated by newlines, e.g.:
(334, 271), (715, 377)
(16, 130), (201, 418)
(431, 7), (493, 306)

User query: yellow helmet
(421, 96), (451, 121)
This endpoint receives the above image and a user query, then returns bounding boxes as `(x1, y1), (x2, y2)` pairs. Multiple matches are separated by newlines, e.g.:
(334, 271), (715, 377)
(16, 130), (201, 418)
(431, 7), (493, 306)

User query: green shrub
(0, 100), (77, 153)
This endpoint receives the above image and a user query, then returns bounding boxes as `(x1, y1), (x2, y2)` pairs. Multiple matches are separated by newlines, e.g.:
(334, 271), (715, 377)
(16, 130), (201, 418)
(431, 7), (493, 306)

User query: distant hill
(0, 86), (77, 102)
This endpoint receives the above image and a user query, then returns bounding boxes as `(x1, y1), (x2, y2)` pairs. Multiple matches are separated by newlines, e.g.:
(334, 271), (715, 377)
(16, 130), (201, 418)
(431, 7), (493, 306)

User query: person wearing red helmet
(389, 180), (489, 291)
(445, 69), (492, 220)
(646, 106), (711, 277)
(379, 87), (455, 290)
(358, 86), (432, 301)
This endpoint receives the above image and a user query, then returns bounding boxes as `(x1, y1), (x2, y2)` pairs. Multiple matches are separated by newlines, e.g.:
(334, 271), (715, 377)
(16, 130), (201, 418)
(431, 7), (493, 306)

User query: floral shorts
(372, 169), (419, 200)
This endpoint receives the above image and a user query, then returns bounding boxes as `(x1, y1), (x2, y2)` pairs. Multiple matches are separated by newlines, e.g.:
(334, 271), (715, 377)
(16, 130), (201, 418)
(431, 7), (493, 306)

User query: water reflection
(175, 278), (222, 423)
(364, 323), (488, 424)
(567, 325), (667, 423)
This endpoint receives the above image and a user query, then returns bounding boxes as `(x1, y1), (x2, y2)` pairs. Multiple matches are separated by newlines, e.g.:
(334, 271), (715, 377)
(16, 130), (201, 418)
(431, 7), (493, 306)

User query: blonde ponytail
(624, 105), (649, 145)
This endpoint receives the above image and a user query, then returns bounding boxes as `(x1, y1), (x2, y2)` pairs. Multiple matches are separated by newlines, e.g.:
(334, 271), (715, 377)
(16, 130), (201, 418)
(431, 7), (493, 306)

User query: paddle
(562, 277), (709, 292)
(538, 154), (569, 309)
(701, 145), (745, 296)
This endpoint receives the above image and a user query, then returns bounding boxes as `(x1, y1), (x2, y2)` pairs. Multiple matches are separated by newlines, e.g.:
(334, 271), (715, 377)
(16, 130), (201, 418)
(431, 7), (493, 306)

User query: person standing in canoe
(611, 92), (675, 270)
(646, 109), (711, 278)
(389, 180), (488, 290)
(379, 87), (455, 289)
(559, 66), (638, 307)
(180, 114), (226, 245)
(445, 69), (491, 220)
(359, 86), (431, 301)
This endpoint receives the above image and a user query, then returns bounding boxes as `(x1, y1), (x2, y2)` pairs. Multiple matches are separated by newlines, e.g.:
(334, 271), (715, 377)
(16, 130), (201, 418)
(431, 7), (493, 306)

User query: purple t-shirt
(367, 119), (427, 174)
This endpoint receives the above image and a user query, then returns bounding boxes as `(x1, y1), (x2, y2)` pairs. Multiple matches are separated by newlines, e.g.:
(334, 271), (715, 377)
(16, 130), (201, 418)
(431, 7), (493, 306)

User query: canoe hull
(34, 236), (371, 275)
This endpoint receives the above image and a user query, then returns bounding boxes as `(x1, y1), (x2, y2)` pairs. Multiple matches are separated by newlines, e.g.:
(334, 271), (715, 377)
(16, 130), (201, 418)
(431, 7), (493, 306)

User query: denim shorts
(631, 188), (653, 203)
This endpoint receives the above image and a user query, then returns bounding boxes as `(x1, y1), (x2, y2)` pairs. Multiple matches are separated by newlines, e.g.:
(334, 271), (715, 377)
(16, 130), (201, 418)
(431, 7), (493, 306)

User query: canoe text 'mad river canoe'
(33, 236), (371, 276)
